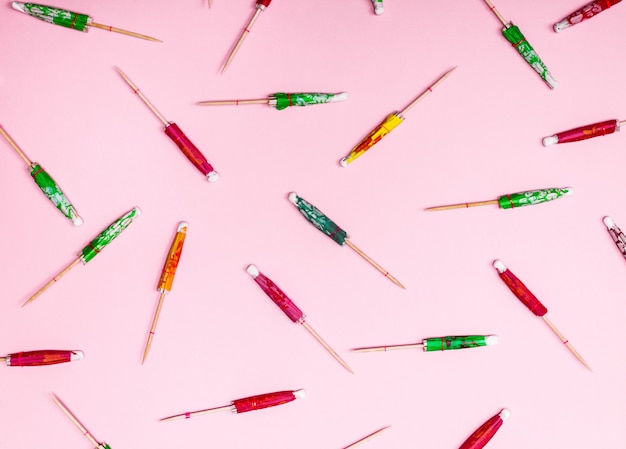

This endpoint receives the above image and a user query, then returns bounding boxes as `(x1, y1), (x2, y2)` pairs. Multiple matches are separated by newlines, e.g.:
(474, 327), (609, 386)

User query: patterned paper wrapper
(605, 218), (626, 259)
(495, 264), (548, 317)
(256, 0), (272, 8)
(30, 163), (82, 225)
(251, 269), (305, 323)
(80, 207), (140, 264)
(5, 350), (81, 366)
(458, 410), (508, 449)
(157, 222), (188, 293)
(164, 123), (218, 182)
(423, 336), (489, 352)
(554, 0), (621, 32)
(341, 113), (404, 165)
(289, 193), (347, 246)
(18, 3), (91, 31)
(551, 119), (619, 144)
(497, 187), (571, 210)
(232, 391), (297, 413)
(501, 24), (558, 89)
(269, 92), (346, 110)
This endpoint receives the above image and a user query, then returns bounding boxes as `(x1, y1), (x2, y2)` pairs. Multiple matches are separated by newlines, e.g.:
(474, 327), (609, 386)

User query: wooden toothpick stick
(399, 66), (457, 116)
(425, 199), (499, 211)
(541, 316), (592, 371)
(142, 292), (165, 364)
(89, 22), (162, 42)
(344, 240), (405, 289)
(0, 125), (32, 166)
(197, 98), (269, 106)
(352, 343), (423, 353)
(482, 0), (508, 26)
(301, 321), (354, 374)
(342, 426), (390, 449)
(160, 404), (233, 422)
(22, 257), (82, 307)
(114, 67), (170, 126)
(50, 393), (102, 449)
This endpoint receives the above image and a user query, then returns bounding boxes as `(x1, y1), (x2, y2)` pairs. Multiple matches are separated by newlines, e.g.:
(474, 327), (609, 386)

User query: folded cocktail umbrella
(0, 125), (82, 226)
(198, 92), (348, 110)
(12, 2), (160, 42)
(1, 350), (83, 367)
(426, 187), (572, 211)
(481, 0), (557, 89)
(543, 119), (622, 146)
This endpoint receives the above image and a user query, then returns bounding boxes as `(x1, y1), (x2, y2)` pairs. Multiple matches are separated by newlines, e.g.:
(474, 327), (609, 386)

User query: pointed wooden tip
(159, 415), (181, 422)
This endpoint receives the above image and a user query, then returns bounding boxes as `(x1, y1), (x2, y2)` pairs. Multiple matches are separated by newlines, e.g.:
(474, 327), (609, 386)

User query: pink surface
(1, 0), (626, 448)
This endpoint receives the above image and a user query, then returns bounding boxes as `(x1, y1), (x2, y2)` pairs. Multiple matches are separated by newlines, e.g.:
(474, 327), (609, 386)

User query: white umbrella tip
(73, 216), (84, 227)
(132, 206), (142, 216)
(499, 408), (511, 420)
(374, 5), (384, 14)
(331, 92), (349, 102)
(246, 264), (259, 278)
(492, 260), (506, 273)
(542, 135), (558, 147)
(562, 187), (573, 196)
(71, 350), (85, 361)
(293, 389), (307, 399)
(207, 171), (220, 182)
(339, 158), (348, 167)
(485, 335), (499, 346)
(603, 216), (615, 229)
(553, 20), (568, 33)
(177, 221), (189, 232)
(545, 73), (558, 90)
(11, 2), (25, 12)
(288, 192), (298, 204)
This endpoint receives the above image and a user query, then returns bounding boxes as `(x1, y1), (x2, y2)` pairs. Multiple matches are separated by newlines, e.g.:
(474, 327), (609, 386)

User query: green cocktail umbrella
(12, 2), (160, 42)
(482, 0), (558, 89)
(50, 394), (112, 449)
(197, 92), (348, 110)
(23, 207), (141, 307)
(0, 125), (82, 226)
(352, 335), (499, 353)
(288, 192), (405, 289)
(425, 187), (572, 211)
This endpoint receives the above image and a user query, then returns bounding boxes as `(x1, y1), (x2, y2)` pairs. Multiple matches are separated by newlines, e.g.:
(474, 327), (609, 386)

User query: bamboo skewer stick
(342, 426), (390, 449)
(301, 321), (354, 374)
(399, 66), (457, 116)
(142, 292), (165, 364)
(197, 98), (270, 106)
(541, 316), (592, 371)
(0, 357), (6, 363)
(0, 125), (32, 166)
(344, 240), (405, 289)
(160, 404), (233, 422)
(114, 67), (169, 126)
(89, 22), (162, 42)
(222, 8), (262, 73)
(482, 0), (508, 26)
(50, 394), (102, 449)
(425, 199), (500, 211)
(22, 257), (82, 307)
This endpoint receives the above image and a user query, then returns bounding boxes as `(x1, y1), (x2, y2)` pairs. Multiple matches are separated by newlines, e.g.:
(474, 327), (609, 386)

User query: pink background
(1, 0), (625, 447)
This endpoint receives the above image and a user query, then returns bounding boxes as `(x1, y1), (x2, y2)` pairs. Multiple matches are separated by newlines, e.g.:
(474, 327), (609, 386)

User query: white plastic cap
(374, 5), (384, 14)
(492, 260), (507, 273)
(545, 73), (558, 90)
(499, 408), (511, 420)
(73, 216), (84, 227)
(288, 192), (298, 204)
(70, 350), (85, 361)
(603, 216), (615, 229)
(339, 158), (348, 167)
(246, 264), (259, 278)
(207, 171), (220, 183)
(177, 221), (189, 231)
(11, 2), (25, 12)
(543, 135), (558, 147)
(562, 187), (574, 196)
(485, 335), (499, 346)
(133, 206), (142, 216)
(331, 92), (349, 103)
(553, 20), (569, 33)
(293, 389), (307, 399)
